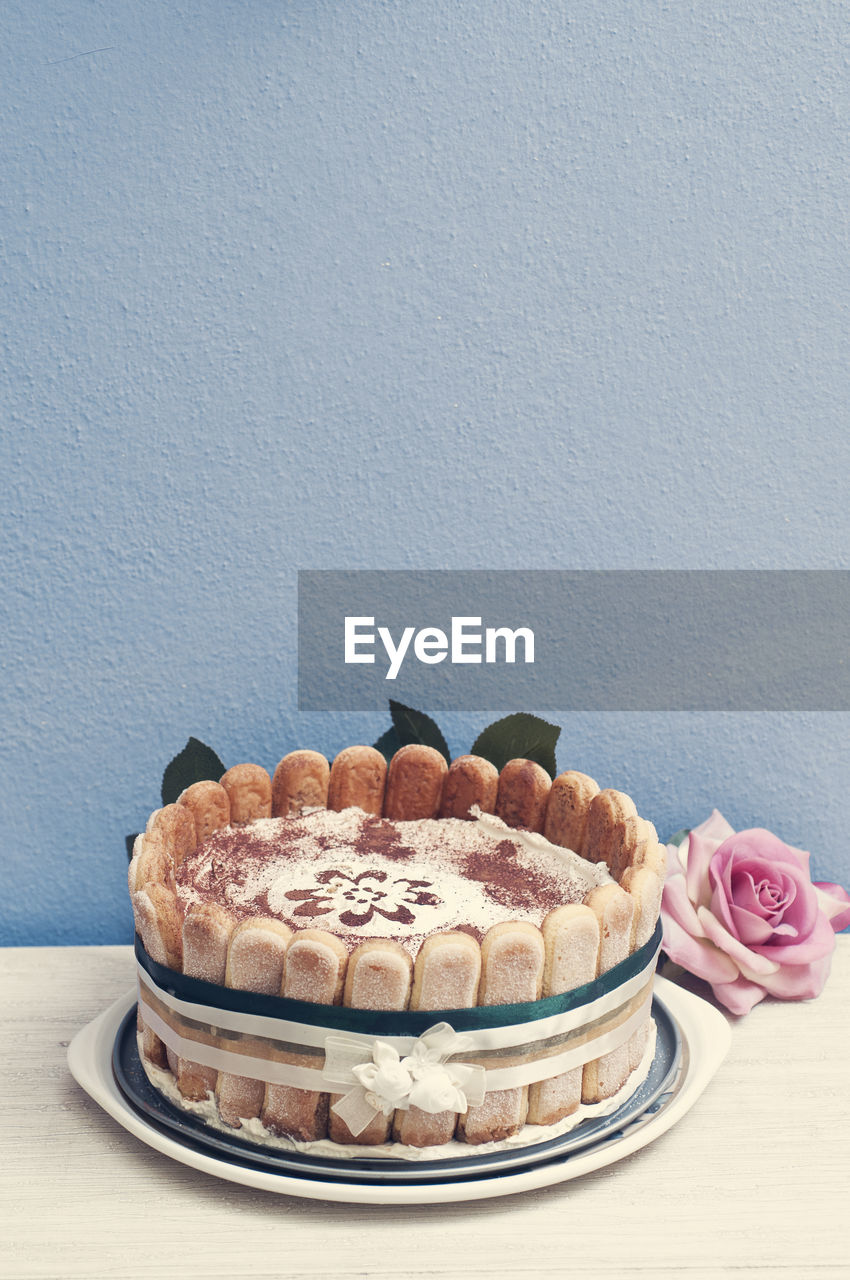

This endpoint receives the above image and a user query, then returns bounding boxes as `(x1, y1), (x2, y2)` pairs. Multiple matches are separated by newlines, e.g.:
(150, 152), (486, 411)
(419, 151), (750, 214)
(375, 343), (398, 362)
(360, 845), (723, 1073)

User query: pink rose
(662, 811), (850, 1016)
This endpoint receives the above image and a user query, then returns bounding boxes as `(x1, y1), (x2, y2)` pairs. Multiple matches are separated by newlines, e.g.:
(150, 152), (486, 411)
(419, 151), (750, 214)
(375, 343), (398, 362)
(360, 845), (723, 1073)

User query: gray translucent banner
(298, 570), (850, 711)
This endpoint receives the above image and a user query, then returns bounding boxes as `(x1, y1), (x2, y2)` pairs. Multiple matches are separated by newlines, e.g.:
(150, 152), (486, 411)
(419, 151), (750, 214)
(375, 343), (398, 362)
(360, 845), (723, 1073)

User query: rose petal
(690, 809), (737, 844)
(722, 864), (801, 943)
(757, 953), (834, 1001)
(696, 906), (780, 976)
(665, 842), (686, 879)
(712, 829), (811, 877)
(686, 828), (723, 909)
(728, 867), (781, 918)
(728, 861), (796, 916)
(662, 873), (706, 938)
(707, 854), (791, 941)
(755, 862), (819, 940)
(767, 921), (801, 938)
(661, 914), (739, 983)
(726, 898), (776, 946)
(814, 882), (850, 933)
(748, 911), (837, 967)
(709, 975), (767, 1016)
(777, 839), (814, 875)
(706, 861), (739, 937)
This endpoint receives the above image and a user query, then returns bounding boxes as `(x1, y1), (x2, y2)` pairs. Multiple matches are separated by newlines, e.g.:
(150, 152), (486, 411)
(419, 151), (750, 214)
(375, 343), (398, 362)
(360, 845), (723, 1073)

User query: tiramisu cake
(128, 744), (665, 1156)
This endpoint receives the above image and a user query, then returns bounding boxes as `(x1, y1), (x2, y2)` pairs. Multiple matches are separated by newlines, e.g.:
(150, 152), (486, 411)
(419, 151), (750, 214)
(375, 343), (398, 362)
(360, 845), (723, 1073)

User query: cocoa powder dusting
(462, 839), (583, 912)
(175, 807), (610, 956)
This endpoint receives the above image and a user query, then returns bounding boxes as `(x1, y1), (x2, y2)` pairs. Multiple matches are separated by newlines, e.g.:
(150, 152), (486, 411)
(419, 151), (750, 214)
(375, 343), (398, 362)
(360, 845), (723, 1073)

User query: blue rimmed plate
(69, 978), (729, 1203)
(111, 994), (679, 1184)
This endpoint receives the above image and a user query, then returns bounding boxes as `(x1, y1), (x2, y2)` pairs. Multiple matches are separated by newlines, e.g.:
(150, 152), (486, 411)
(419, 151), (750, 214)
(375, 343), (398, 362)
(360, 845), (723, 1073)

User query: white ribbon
(321, 1022), (487, 1138)
(139, 987), (652, 1095)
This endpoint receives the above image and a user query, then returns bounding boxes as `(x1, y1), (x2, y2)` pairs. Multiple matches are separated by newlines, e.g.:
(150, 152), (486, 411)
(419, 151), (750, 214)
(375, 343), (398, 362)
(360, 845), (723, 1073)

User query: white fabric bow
(322, 1022), (486, 1138)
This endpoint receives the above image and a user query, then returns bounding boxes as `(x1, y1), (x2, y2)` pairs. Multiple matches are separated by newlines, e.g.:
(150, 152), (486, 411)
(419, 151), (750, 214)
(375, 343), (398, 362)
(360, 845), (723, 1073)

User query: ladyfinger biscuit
(495, 759), (551, 833)
(328, 940), (413, 1145)
(627, 1017), (652, 1075)
(132, 940), (168, 1071)
(409, 931), (483, 1011)
(342, 938), (413, 1010)
(527, 905), (600, 1125)
(621, 865), (663, 1072)
(394, 932), (482, 1147)
(283, 928), (349, 1004)
(144, 808), (162, 833)
(581, 884), (636, 1103)
(327, 746), (387, 816)
(220, 763), (272, 826)
(621, 865), (663, 951)
(476, 920), (545, 1006)
(610, 815), (659, 880)
(127, 837), (143, 894)
(271, 750), (330, 817)
(608, 815), (640, 880)
(224, 917), (294, 991)
(132, 831), (176, 894)
(176, 903), (235, 1101)
(148, 802), (196, 869)
(583, 883), (634, 970)
(139, 1021), (169, 1070)
(262, 930), (348, 1141)
(383, 745), (448, 821)
(458, 922), (545, 1144)
(216, 918), (291, 1128)
(130, 833), (176, 1053)
(132, 883), (183, 1068)
(182, 901), (234, 982)
(582, 789), (638, 869)
(132, 883), (183, 971)
(178, 780), (230, 843)
(628, 831), (666, 881)
(544, 771), (600, 852)
(439, 755), (499, 820)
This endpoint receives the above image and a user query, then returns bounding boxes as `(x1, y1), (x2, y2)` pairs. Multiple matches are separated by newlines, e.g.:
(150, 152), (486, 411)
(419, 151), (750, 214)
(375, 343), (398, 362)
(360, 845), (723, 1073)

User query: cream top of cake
(176, 807), (612, 956)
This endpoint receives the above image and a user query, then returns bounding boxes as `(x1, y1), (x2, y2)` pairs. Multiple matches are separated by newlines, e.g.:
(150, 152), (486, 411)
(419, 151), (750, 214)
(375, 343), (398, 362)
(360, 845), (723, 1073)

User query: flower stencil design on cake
(285, 867), (442, 928)
(662, 810), (850, 1015)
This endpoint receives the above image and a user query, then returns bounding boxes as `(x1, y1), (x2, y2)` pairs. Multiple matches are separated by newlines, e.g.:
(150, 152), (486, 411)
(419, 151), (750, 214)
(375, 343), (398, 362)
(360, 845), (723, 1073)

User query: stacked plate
(69, 977), (730, 1202)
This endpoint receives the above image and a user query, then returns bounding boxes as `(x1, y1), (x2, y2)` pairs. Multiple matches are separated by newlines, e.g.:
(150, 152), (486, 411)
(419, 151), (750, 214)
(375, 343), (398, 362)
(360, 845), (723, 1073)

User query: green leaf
(389, 699), (451, 764)
(470, 713), (561, 778)
(373, 724), (404, 763)
(161, 737), (226, 806)
(666, 828), (691, 847)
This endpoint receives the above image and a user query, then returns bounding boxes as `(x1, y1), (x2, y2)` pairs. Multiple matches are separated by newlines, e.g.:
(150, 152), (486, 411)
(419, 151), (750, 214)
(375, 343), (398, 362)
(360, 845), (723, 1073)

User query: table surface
(2, 940), (848, 1280)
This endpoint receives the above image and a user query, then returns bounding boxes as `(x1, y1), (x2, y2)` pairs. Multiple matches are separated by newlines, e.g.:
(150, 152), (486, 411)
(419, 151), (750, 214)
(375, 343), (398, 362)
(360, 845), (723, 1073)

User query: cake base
(117, 1003), (680, 1182)
(69, 979), (730, 1201)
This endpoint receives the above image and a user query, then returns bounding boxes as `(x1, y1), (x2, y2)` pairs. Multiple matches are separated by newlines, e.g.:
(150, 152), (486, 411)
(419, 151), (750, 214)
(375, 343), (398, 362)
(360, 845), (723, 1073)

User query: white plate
(68, 976), (730, 1205)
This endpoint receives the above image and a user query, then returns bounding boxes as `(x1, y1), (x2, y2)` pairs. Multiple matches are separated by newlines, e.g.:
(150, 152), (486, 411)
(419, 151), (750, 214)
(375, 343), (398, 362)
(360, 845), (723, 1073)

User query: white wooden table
(2, 940), (848, 1279)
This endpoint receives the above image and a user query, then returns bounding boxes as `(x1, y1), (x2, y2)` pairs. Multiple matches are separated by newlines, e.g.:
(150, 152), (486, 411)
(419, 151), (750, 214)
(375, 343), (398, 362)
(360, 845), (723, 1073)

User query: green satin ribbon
(135, 918), (661, 1036)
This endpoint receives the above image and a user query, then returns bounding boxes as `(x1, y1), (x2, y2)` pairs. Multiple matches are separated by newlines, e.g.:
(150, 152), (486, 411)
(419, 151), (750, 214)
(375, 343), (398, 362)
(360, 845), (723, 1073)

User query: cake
(128, 743), (665, 1157)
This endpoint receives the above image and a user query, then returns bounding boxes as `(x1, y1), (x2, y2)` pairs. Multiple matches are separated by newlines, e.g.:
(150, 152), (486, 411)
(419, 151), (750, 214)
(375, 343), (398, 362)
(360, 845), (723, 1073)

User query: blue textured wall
(2, 1), (848, 944)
